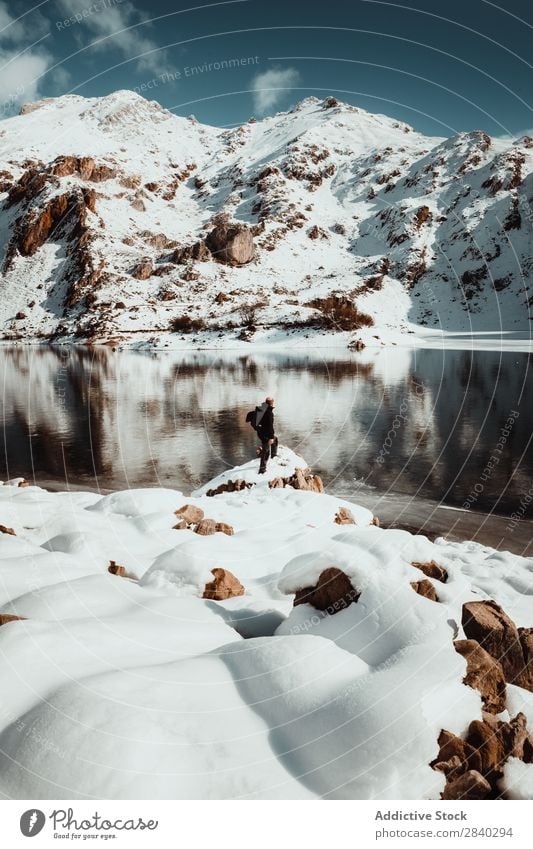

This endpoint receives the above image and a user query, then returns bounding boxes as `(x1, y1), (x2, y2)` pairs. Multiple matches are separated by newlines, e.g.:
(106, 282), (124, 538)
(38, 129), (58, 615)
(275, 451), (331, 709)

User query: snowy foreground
(0, 447), (532, 800)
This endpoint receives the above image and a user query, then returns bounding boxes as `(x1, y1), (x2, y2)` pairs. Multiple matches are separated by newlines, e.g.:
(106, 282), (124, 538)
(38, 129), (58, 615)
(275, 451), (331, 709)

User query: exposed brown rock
(205, 221), (255, 266)
(215, 522), (234, 536)
(194, 518), (217, 536)
(412, 559), (448, 583)
(171, 241), (211, 264)
(308, 224), (328, 240)
(268, 477), (284, 489)
(203, 567), (245, 600)
(131, 258), (153, 280)
(462, 600), (533, 691)
(454, 639), (507, 714)
(0, 613), (25, 626)
(0, 525), (16, 535)
(433, 713), (533, 798)
(293, 567), (360, 612)
(50, 156), (78, 177)
(108, 560), (126, 577)
(18, 480), (29, 487)
(78, 157), (96, 180)
(172, 519), (188, 530)
(175, 504), (204, 525)
(206, 479), (254, 497)
(89, 163), (116, 182)
(371, 516), (380, 526)
(410, 578), (439, 601)
(442, 770), (491, 800)
(334, 507), (356, 525)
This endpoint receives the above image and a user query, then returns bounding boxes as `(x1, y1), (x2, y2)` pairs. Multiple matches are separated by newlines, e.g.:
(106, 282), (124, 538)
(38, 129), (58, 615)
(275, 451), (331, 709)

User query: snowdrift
(0, 447), (532, 799)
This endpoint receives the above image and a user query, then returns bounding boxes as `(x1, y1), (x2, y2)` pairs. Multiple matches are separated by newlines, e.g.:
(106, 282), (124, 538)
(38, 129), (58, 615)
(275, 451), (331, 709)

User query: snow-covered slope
(0, 91), (531, 345)
(0, 450), (532, 799)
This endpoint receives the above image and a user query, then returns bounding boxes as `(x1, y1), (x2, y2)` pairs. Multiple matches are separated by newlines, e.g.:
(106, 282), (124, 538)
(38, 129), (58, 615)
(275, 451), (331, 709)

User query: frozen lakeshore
(0, 447), (532, 800)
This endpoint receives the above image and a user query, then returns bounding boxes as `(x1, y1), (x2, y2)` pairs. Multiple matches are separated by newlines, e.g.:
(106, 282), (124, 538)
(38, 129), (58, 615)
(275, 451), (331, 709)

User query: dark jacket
(257, 405), (275, 442)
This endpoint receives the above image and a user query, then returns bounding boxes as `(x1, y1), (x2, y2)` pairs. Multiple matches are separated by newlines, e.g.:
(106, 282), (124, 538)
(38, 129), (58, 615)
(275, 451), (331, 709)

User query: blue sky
(1, 0), (533, 136)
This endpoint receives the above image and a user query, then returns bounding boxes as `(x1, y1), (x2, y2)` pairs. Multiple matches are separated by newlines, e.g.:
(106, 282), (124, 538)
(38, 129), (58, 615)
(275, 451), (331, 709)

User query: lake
(1, 344), (532, 549)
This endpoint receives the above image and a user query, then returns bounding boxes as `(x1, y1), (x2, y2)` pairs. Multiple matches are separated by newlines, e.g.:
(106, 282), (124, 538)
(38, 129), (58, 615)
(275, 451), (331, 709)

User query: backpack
(246, 408), (259, 431)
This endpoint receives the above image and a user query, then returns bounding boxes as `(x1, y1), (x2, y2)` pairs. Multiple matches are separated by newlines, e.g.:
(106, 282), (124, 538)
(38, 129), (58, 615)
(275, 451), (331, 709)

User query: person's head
(266, 396), (275, 408)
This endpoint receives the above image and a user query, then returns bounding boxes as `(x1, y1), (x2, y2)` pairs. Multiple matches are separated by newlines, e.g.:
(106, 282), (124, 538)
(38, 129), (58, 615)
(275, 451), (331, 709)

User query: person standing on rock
(256, 396), (278, 474)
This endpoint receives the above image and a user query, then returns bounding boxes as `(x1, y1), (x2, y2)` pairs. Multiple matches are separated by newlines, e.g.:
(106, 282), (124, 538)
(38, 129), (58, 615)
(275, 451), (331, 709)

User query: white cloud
(55, 0), (166, 74)
(0, 2), (61, 116)
(251, 66), (301, 115)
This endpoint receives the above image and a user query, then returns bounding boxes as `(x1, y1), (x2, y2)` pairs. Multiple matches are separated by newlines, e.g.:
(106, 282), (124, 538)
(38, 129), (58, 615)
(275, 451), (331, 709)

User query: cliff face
(0, 90), (531, 343)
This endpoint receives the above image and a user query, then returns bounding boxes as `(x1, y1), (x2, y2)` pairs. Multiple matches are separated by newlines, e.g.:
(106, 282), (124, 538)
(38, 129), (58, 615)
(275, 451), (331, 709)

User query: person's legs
(270, 436), (278, 459)
(259, 441), (270, 473)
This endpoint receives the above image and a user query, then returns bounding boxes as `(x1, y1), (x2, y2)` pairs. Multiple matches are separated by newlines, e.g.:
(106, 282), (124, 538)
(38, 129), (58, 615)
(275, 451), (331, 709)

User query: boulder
(203, 568), (245, 600)
(308, 474), (324, 493)
(194, 519), (217, 536)
(108, 560), (126, 577)
(131, 258), (153, 280)
(454, 639), (507, 714)
(171, 241), (211, 264)
(0, 613), (25, 626)
(175, 504), (204, 525)
(293, 567), (360, 613)
(215, 522), (234, 536)
(434, 713), (533, 798)
(442, 770), (491, 800)
(281, 468), (324, 493)
(205, 222), (255, 266)
(334, 507), (356, 525)
(0, 525), (16, 535)
(268, 477), (284, 489)
(462, 600), (533, 691)
(410, 579), (439, 602)
(411, 559), (448, 583)
(172, 519), (188, 530)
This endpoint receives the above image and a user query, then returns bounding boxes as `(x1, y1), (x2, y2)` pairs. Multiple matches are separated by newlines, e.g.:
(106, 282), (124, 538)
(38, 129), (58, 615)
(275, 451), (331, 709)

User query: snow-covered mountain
(0, 90), (531, 345)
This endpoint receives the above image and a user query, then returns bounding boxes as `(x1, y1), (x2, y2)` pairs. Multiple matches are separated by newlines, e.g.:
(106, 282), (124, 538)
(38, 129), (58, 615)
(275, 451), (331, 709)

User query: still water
(0, 345), (531, 518)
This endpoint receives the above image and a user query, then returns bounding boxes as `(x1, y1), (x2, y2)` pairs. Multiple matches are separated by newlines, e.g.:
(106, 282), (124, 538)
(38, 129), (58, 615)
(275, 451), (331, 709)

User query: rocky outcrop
(410, 579), (439, 602)
(203, 568), (245, 600)
(454, 639), (507, 714)
(13, 189), (94, 258)
(50, 155), (116, 182)
(432, 713), (533, 799)
(171, 241), (211, 264)
(293, 567), (360, 612)
(334, 507), (356, 525)
(205, 221), (255, 265)
(131, 258), (153, 280)
(411, 560), (448, 583)
(206, 479), (254, 497)
(268, 468), (324, 493)
(462, 600), (533, 691)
